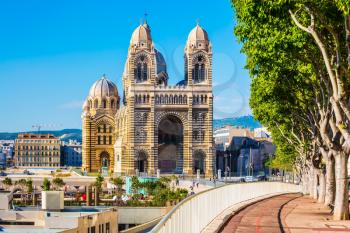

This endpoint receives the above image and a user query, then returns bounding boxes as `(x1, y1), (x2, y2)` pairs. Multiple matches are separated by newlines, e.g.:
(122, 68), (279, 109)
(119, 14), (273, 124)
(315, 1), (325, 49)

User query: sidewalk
(213, 193), (350, 233)
(284, 196), (350, 232)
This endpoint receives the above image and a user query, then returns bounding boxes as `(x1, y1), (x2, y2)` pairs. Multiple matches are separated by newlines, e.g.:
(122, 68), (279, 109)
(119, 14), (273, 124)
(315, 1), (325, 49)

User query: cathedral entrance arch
(157, 114), (183, 173)
(193, 150), (205, 174)
(135, 151), (148, 173)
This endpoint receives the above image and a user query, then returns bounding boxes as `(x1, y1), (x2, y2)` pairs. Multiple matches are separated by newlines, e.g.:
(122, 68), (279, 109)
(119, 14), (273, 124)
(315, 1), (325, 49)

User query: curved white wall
(151, 182), (300, 233)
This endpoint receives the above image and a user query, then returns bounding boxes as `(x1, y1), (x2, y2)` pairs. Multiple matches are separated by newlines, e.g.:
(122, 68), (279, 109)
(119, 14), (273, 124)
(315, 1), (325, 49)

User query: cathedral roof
(130, 22), (152, 46)
(88, 75), (118, 99)
(187, 25), (209, 45)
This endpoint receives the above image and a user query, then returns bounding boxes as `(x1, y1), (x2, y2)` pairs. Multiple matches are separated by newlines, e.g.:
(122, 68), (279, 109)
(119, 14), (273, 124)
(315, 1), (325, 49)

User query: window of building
(193, 55), (206, 83)
(91, 226), (96, 233)
(103, 136), (106, 145)
(135, 55), (148, 82)
(98, 136), (101, 145)
(109, 136), (112, 145)
(106, 223), (110, 233)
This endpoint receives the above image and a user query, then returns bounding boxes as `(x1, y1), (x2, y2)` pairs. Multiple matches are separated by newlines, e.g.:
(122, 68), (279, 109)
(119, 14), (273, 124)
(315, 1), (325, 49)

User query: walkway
(220, 193), (350, 233)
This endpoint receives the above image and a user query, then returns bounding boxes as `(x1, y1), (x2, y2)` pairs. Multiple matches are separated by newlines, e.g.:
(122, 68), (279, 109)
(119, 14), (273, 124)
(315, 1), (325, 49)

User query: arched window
(111, 99), (115, 109)
(135, 55), (148, 82)
(192, 55), (206, 83)
(102, 99), (107, 108)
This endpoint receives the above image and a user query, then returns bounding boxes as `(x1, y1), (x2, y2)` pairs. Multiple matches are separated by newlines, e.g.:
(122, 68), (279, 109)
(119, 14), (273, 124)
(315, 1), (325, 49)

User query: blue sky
(0, 0), (251, 132)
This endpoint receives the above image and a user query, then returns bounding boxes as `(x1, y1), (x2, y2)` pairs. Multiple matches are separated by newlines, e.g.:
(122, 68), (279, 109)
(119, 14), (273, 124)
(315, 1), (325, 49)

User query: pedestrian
(196, 182), (199, 188)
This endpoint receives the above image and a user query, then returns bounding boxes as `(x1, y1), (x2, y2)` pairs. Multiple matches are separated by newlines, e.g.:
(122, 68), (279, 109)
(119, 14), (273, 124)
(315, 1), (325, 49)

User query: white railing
(150, 182), (301, 233)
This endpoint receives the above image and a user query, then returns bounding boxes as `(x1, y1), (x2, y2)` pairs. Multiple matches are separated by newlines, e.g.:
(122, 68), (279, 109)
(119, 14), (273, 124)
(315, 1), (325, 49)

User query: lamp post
(229, 153), (232, 179)
(224, 152), (227, 183)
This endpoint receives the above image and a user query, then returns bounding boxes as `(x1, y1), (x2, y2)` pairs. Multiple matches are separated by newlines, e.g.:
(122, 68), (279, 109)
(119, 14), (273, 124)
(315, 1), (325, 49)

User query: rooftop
(17, 134), (58, 140)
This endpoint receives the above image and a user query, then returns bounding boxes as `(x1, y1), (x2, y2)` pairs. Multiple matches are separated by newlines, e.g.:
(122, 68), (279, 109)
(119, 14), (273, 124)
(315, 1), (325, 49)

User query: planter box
(41, 191), (64, 211)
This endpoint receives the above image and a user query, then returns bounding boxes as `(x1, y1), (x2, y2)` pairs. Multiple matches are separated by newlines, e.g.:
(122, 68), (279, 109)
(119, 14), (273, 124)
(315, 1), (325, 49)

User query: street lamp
(224, 152), (227, 183)
(229, 153), (232, 179)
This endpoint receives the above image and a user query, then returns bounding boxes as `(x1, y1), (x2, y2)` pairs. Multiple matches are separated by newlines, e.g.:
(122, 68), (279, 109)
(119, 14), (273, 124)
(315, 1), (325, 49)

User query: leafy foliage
(52, 177), (65, 190)
(42, 178), (51, 191)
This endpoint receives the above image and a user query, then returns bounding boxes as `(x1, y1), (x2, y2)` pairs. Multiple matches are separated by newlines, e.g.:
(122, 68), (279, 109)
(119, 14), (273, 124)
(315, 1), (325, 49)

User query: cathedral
(82, 21), (214, 177)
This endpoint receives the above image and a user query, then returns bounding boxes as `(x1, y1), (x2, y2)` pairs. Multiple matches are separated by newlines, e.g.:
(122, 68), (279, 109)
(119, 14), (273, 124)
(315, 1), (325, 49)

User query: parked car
(244, 176), (259, 182)
(257, 175), (267, 181)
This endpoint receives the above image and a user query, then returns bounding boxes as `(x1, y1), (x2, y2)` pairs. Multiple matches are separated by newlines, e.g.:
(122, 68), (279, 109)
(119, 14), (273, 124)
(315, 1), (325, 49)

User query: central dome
(89, 76), (118, 98)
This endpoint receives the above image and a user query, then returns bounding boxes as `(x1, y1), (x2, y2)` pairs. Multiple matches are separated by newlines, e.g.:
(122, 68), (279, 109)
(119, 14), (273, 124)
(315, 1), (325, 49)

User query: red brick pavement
(219, 193), (350, 233)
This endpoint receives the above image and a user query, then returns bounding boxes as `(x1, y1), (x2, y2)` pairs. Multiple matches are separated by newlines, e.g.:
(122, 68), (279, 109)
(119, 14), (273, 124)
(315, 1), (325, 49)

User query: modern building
(214, 126), (254, 151)
(215, 126), (275, 176)
(14, 134), (61, 167)
(61, 140), (82, 167)
(82, 21), (214, 176)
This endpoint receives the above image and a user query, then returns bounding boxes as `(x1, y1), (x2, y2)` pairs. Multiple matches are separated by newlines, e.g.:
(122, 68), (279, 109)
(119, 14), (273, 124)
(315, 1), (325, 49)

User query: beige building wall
(14, 134), (61, 167)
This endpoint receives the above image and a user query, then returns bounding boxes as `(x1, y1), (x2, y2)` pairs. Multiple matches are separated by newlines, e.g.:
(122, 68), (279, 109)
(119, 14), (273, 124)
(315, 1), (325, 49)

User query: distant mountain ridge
(0, 116), (260, 141)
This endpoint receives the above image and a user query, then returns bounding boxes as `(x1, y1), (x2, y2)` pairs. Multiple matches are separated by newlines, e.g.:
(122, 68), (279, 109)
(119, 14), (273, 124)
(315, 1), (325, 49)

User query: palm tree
(110, 176), (124, 199)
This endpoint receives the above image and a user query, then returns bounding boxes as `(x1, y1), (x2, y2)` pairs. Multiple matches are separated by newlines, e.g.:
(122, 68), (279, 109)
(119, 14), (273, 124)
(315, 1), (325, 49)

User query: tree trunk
(302, 174), (310, 195)
(309, 167), (318, 199)
(313, 171), (319, 200)
(325, 154), (335, 206)
(318, 171), (326, 203)
(309, 168), (315, 197)
(333, 153), (349, 220)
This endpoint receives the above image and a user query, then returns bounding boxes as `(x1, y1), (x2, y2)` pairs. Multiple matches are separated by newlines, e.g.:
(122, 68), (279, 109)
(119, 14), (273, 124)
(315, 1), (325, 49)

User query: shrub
(42, 178), (51, 191)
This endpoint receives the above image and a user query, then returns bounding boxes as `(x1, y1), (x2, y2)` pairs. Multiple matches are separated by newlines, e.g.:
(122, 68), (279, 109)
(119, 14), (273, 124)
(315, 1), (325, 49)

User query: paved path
(220, 193), (350, 233)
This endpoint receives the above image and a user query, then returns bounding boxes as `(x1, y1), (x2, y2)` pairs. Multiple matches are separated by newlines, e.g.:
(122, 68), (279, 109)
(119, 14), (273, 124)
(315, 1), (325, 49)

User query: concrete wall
(118, 207), (169, 224)
(42, 191), (64, 210)
(151, 182), (301, 233)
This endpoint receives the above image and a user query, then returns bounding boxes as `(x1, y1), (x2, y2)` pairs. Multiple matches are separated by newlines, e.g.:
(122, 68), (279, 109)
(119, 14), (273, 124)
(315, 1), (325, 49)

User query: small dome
(187, 25), (209, 44)
(89, 76), (118, 99)
(155, 49), (167, 75)
(130, 23), (152, 46)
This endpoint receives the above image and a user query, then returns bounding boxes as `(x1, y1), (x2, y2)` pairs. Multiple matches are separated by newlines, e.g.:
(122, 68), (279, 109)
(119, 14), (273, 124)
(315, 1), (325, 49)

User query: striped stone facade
(83, 22), (214, 177)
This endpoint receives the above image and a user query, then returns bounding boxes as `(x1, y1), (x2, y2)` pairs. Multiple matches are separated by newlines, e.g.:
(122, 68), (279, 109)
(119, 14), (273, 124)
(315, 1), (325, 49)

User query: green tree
(26, 179), (33, 193)
(2, 177), (12, 190)
(42, 178), (51, 191)
(94, 173), (104, 189)
(110, 176), (124, 199)
(52, 178), (65, 190)
(232, 0), (350, 219)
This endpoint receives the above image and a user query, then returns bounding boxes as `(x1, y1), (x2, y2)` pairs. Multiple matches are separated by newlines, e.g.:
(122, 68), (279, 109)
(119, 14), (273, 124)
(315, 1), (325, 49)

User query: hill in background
(0, 129), (82, 142)
(0, 116), (261, 142)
